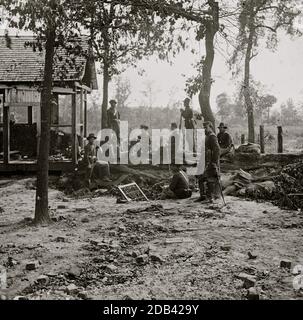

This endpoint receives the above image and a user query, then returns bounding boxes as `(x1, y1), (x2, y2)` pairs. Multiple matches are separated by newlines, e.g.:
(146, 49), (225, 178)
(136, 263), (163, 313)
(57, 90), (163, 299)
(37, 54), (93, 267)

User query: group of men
(82, 97), (234, 203)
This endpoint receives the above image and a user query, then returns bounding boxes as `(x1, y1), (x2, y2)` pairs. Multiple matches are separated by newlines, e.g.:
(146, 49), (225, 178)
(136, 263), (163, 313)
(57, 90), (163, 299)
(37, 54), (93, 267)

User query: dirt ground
(0, 176), (303, 300)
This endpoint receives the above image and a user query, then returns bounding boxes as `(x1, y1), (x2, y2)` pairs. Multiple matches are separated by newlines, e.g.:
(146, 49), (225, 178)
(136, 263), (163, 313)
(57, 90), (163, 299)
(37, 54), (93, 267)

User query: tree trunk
(34, 27), (56, 225)
(101, 59), (109, 129)
(243, 11), (255, 143)
(101, 28), (110, 130)
(198, 1), (218, 130)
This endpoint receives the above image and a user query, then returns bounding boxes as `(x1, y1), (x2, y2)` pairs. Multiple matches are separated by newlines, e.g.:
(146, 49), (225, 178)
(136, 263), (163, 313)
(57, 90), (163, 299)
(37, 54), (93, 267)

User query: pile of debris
(227, 161), (303, 210)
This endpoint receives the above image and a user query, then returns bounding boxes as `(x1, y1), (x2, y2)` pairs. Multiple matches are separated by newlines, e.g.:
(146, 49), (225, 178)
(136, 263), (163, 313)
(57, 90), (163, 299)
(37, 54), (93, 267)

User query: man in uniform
(195, 121), (220, 202)
(84, 133), (111, 184)
(107, 99), (120, 144)
(180, 97), (196, 153)
(161, 164), (192, 199)
(217, 122), (234, 158)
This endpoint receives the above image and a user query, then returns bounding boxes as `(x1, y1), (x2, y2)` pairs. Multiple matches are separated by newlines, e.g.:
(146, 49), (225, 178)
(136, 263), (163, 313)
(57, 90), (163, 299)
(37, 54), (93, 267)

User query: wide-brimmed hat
(218, 122), (228, 129)
(87, 133), (97, 140)
(109, 99), (117, 105)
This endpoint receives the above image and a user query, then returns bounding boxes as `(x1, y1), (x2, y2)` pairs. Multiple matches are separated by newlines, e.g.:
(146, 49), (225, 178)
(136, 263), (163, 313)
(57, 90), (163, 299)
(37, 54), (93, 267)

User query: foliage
(114, 76), (131, 108)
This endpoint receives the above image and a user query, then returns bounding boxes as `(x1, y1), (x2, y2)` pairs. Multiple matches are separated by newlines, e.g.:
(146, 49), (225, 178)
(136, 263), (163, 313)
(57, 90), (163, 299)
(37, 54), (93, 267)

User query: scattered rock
(237, 273), (257, 289)
(247, 287), (259, 300)
(66, 266), (82, 279)
(23, 217), (33, 223)
(280, 260), (292, 269)
(136, 254), (149, 265)
(248, 252), (258, 260)
(57, 205), (67, 209)
(131, 251), (140, 258)
(36, 275), (49, 285)
(118, 225), (127, 232)
(0, 294), (7, 300)
(220, 245), (232, 252)
(7, 257), (18, 267)
(13, 296), (28, 300)
(78, 291), (90, 300)
(55, 236), (66, 243)
(150, 254), (165, 263)
(109, 231), (117, 237)
(65, 284), (79, 294)
(105, 264), (118, 273)
(263, 210), (268, 214)
(75, 207), (88, 213)
(81, 217), (89, 223)
(25, 260), (40, 271)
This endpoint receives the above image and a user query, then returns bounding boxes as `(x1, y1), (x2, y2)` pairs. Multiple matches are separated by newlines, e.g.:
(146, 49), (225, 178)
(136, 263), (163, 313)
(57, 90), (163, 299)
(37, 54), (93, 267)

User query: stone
(247, 287), (259, 300)
(280, 260), (292, 269)
(25, 260), (40, 271)
(13, 296), (28, 300)
(248, 252), (258, 260)
(36, 275), (49, 285)
(55, 236), (66, 243)
(136, 254), (149, 265)
(118, 225), (127, 232)
(78, 291), (90, 300)
(105, 264), (118, 273)
(150, 254), (165, 263)
(109, 231), (117, 237)
(131, 251), (140, 258)
(23, 217), (33, 223)
(65, 284), (79, 294)
(220, 245), (232, 252)
(81, 217), (89, 223)
(237, 273), (257, 289)
(66, 266), (82, 278)
(57, 205), (67, 209)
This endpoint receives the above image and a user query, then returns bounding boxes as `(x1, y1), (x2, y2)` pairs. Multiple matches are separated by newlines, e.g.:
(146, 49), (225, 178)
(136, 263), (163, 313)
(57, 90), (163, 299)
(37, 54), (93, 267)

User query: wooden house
(0, 35), (98, 172)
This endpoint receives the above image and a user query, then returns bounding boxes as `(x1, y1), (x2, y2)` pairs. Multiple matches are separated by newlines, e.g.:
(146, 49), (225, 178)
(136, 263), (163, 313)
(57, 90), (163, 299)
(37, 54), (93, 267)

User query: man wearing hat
(217, 122), (234, 157)
(195, 121), (221, 202)
(161, 164), (192, 199)
(107, 99), (120, 144)
(84, 133), (111, 184)
(180, 97), (196, 153)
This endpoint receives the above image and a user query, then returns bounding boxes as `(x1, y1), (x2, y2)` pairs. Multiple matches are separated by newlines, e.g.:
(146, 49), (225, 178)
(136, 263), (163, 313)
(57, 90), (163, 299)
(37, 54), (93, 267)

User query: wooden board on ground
(118, 182), (149, 202)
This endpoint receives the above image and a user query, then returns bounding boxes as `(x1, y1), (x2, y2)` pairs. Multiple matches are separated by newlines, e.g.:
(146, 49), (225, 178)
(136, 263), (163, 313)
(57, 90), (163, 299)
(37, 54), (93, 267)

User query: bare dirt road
(0, 177), (302, 300)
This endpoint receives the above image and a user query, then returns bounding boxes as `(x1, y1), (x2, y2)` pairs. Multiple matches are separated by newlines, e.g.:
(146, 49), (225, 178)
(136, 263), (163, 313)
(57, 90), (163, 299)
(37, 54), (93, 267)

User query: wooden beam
(74, 82), (92, 93)
(260, 125), (265, 154)
(28, 106), (33, 125)
(84, 90), (87, 138)
(278, 126), (283, 154)
(71, 90), (78, 165)
(3, 104), (10, 165)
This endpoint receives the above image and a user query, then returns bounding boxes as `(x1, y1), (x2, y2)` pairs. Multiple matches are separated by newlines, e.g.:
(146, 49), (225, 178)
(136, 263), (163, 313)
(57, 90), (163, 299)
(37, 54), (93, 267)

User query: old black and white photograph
(0, 0), (303, 309)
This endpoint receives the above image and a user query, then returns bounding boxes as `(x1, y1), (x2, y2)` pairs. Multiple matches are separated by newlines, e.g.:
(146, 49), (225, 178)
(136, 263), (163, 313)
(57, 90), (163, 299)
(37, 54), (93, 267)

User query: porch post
(84, 90), (87, 138)
(3, 103), (10, 165)
(71, 89), (77, 165)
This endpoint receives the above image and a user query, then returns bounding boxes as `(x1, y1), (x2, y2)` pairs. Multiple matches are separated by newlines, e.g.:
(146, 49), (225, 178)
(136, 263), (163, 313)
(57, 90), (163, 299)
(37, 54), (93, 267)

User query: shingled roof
(0, 35), (98, 89)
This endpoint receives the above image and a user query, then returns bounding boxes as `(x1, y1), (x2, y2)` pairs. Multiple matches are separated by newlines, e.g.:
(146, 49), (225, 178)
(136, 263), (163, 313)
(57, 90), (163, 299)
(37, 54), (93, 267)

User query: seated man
(161, 165), (192, 199)
(217, 123), (235, 158)
(84, 133), (111, 184)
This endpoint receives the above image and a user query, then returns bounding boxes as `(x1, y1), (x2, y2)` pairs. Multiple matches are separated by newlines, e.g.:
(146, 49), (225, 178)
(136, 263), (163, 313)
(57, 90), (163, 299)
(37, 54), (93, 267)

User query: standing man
(195, 121), (220, 202)
(217, 122), (234, 157)
(180, 97), (196, 153)
(107, 99), (120, 144)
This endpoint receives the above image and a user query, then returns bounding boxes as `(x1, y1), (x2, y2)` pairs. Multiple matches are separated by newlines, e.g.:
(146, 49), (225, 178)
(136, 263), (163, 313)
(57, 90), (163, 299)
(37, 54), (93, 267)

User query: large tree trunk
(198, 1), (218, 130)
(34, 27), (56, 225)
(101, 58), (109, 129)
(244, 10), (255, 143)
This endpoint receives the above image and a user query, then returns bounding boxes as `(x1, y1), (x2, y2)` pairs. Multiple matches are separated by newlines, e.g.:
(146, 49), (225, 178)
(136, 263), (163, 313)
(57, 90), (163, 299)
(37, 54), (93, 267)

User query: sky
(1, 3), (303, 114)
